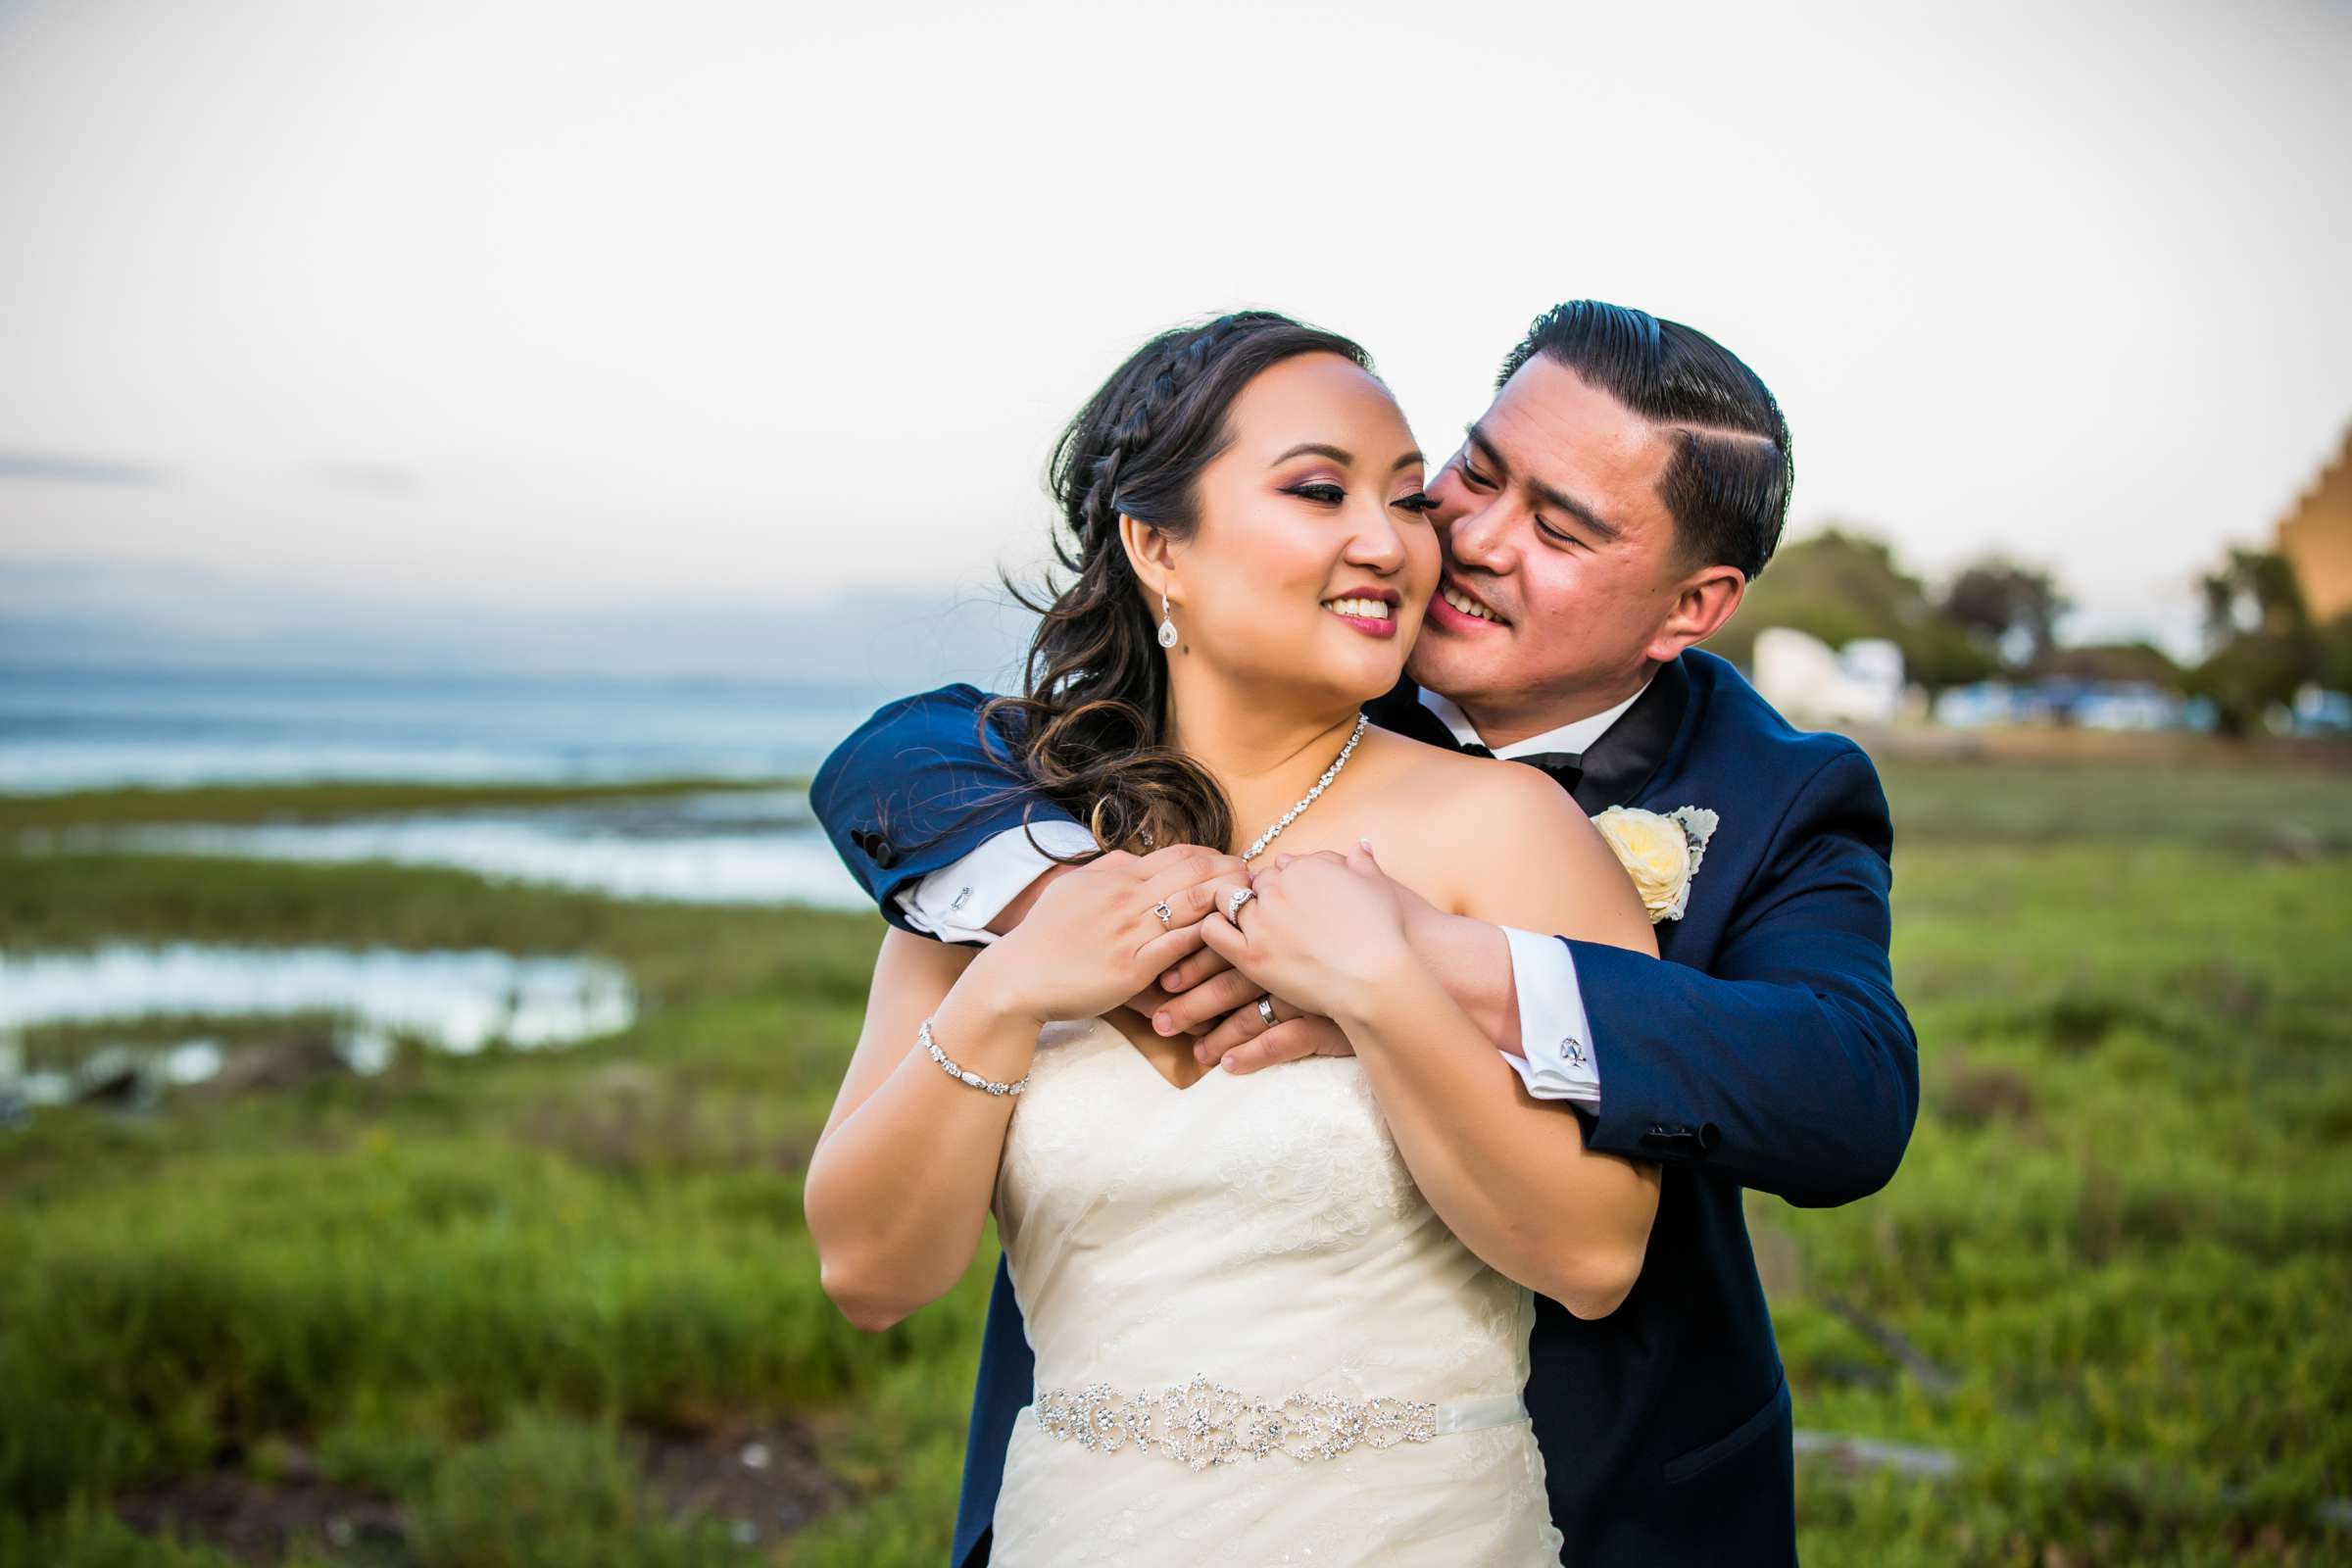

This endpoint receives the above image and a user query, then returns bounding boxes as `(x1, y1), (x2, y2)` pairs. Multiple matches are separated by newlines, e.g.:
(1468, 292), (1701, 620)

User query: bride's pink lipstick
(1320, 585), (1401, 639)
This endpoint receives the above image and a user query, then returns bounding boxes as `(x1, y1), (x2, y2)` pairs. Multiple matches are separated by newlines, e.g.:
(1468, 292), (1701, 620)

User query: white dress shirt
(897, 817), (1100, 943)
(895, 678), (1656, 1109)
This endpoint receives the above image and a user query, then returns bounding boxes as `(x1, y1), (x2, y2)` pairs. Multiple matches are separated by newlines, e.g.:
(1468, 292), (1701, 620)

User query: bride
(805, 312), (1660, 1564)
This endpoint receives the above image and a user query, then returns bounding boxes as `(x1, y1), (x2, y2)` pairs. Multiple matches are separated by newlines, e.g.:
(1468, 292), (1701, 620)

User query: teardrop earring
(1156, 592), (1180, 650)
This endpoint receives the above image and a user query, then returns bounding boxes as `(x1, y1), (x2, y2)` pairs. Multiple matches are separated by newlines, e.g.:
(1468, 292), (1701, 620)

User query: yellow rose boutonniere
(1591, 805), (1720, 924)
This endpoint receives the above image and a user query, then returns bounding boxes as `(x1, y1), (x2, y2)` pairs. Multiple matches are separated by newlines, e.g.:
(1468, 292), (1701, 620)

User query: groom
(811, 300), (1918, 1566)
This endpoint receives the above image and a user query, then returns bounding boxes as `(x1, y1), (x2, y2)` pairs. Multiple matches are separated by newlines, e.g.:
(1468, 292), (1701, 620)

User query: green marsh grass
(2, 756), (2348, 1564)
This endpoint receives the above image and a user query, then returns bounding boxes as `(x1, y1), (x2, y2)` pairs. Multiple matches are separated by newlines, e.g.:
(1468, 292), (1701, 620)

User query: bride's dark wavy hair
(979, 311), (1375, 860)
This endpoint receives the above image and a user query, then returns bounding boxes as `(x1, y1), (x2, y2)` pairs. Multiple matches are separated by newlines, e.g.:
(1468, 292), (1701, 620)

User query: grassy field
(2, 751), (2348, 1566)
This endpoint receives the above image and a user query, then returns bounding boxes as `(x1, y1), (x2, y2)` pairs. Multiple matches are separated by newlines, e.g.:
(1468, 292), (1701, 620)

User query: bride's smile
(1320, 585), (1400, 637)
(1125, 347), (1441, 732)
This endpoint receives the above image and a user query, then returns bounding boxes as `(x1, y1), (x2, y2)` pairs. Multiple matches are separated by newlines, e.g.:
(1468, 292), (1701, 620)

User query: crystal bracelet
(921, 1017), (1029, 1098)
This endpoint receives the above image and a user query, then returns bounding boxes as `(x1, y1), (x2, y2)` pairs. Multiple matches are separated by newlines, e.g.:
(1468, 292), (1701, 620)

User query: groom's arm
(1189, 748), (1916, 1207)
(1567, 748), (1917, 1207)
(809, 684), (1085, 938)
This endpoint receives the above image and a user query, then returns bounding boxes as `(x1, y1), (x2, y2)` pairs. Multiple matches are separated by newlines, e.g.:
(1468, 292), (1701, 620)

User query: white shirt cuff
(1495, 926), (1601, 1108)
(893, 821), (1098, 943)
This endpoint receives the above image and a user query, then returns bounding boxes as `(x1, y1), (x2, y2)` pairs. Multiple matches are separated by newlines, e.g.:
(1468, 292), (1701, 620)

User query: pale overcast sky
(2, 0), (2346, 667)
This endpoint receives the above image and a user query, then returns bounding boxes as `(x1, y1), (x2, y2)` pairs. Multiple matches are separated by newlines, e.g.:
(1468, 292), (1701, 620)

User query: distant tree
(1710, 525), (1997, 696)
(1941, 560), (2070, 668)
(2186, 548), (2316, 736)
(2032, 641), (2184, 688)
(1903, 616), (2005, 696)
(2317, 612), (2352, 698)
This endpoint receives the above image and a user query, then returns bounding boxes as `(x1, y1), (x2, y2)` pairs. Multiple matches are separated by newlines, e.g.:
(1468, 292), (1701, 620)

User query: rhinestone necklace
(1239, 712), (1369, 863)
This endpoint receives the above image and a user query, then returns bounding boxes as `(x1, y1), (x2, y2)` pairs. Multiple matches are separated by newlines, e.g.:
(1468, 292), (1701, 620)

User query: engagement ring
(1257, 996), (1278, 1028)
(1227, 887), (1254, 920)
(1152, 899), (1174, 929)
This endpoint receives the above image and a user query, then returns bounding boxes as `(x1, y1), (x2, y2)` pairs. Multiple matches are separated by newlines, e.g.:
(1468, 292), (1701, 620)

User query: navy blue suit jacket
(809, 648), (1919, 1567)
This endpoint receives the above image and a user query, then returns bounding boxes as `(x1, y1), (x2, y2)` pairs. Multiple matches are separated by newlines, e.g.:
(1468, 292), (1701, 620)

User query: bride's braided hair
(981, 311), (1374, 859)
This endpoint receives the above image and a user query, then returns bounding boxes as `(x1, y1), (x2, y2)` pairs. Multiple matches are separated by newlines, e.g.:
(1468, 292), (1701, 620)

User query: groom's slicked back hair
(1499, 301), (1792, 581)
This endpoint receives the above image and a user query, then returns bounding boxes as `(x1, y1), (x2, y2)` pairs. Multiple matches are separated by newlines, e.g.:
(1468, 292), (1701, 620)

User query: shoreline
(0, 775), (808, 830)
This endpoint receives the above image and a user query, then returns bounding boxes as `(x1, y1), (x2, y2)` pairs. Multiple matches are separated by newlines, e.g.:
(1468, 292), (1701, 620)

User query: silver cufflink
(949, 886), (972, 912)
(1561, 1038), (1586, 1067)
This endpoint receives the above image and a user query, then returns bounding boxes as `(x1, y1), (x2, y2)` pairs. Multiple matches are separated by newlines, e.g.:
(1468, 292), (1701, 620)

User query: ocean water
(0, 665), (915, 908)
(0, 942), (637, 1111)
(0, 942), (635, 1052)
(0, 670), (903, 1112)
(0, 666), (908, 793)
(46, 789), (869, 909)
(0, 667), (912, 1114)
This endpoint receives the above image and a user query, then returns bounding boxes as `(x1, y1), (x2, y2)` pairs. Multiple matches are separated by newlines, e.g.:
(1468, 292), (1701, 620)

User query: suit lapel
(1571, 656), (1691, 812)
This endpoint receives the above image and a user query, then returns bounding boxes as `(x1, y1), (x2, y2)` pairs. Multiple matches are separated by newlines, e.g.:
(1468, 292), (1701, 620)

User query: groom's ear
(1645, 564), (1746, 662)
(1118, 513), (1180, 605)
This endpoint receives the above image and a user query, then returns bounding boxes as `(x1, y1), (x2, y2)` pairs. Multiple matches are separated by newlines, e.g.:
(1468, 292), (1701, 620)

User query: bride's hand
(971, 845), (1247, 1025)
(1198, 841), (1414, 1024)
(1151, 859), (1455, 1039)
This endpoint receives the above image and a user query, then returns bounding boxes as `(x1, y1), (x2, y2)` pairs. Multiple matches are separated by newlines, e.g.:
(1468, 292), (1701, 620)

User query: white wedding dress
(988, 1015), (1563, 1565)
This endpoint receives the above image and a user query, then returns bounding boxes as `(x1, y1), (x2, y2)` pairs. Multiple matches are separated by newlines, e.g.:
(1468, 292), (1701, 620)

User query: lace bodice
(987, 1016), (1561, 1565)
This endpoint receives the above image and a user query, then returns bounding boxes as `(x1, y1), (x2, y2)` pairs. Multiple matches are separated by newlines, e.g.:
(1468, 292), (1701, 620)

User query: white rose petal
(1592, 804), (1719, 924)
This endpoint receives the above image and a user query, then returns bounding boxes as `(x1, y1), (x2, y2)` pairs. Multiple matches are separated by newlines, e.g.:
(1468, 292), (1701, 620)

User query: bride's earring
(1156, 592), (1180, 651)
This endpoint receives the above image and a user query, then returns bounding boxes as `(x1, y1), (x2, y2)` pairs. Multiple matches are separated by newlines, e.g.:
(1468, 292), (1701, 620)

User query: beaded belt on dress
(1032, 1374), (1527, 1470)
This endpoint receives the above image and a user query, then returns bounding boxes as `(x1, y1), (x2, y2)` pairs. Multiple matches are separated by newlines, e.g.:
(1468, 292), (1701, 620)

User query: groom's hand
(1146, 952), (1255, 1039)
(1150, 942), (1239, 1031)
(1192, 840), (1412, 1027)
(1145, 843), (1397, 1043)
(1145, 843), (1424, 1070)
(1161, 846), (1401, 1081)
(1148, 964), (1353, 1077)
(1197, 1004), (1355, 1075)
(1149, 955), (1356, 1072)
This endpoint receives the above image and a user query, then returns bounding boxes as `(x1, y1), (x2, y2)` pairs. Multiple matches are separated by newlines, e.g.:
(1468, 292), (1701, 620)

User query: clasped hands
(1136, 841), (1423, 1075)
(976, 838), (1442, 1071)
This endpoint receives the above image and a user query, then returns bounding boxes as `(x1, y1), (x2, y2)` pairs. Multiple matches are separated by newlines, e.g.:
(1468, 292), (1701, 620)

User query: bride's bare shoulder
(1360, 724), (1583, 827)
(1356, 727), (1605, 894)
(1348, 727), (1646, 940)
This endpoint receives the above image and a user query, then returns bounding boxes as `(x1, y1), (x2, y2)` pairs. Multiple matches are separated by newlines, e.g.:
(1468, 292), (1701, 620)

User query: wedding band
(1152, 899), (1174, 928)
(1227, 887), (1254, 920)
(1257, 996), (1278, 1028)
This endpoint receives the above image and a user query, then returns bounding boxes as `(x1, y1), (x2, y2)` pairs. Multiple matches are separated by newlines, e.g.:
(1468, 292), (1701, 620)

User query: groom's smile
(1432, 571), (1511, 630)
(1405, 354), (1750, 749)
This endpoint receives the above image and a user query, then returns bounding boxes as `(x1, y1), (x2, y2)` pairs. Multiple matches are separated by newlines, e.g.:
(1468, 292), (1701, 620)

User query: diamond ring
(1152, 899), (1174, 929)
(1227, 887), (1254, 921)
(1257, 996), (1278, 1028)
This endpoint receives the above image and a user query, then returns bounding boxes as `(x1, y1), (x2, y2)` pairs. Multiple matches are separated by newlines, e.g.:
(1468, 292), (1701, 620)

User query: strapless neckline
(1077, 1012), (1233, 1097)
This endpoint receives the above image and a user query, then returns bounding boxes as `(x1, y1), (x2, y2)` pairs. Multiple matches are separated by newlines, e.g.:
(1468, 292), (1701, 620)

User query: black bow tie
(1460, 743), (1585, 792)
